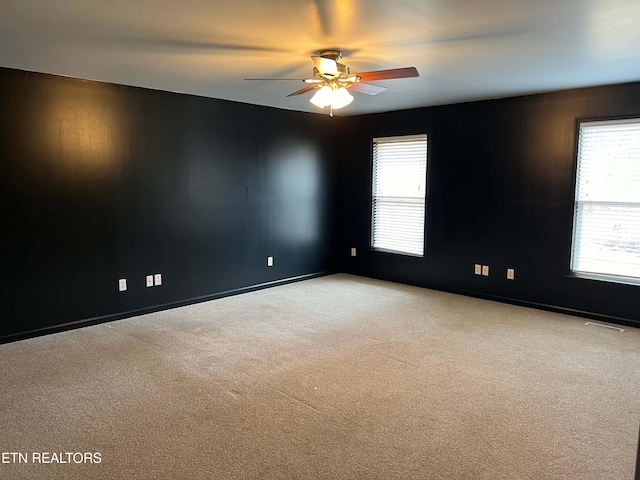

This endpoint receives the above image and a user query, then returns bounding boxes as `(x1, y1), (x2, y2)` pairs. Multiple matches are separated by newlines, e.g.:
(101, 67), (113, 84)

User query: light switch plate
(154, 274), (162, 286)
(351, 247), (357, 257)
(146, 275), (154, 287)
(267, 256), (274, 267)
(118, 279), (127, 291)
(474, 264), (481, 275)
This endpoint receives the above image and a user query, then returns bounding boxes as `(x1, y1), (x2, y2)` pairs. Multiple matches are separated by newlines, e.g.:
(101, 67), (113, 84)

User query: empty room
(1, 1), (639, 479)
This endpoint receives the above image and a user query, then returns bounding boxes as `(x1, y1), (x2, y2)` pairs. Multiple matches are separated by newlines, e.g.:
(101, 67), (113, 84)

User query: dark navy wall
(0, 68), (338, 341)
(337, 83), (640, 325)
(2, 66), (639, 341)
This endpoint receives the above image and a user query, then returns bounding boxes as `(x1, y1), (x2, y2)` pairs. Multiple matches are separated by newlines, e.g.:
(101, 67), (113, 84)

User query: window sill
(371, 247), (424, 258)
(567, 272), (640, 287)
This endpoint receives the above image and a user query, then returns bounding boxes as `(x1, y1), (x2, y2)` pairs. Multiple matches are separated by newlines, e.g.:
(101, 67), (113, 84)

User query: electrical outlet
(507, 268), (515, 280)
(351, 247), (357, 257)
(118, 279), (127, 291)
(267, 256), (274, 267)
(146, 275), (154, 287)
(482, 265), (489, 276)
(474, 264), (482, 275)
(154, 273), (162, 286)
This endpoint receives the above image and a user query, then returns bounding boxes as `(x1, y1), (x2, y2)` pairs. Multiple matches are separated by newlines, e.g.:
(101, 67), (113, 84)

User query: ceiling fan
(246, 49), (419, 116)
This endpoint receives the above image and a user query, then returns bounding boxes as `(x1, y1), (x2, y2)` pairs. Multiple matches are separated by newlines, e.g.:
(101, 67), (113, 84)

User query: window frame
(568, 116), (640, 286)
(369, 133), (429, 257)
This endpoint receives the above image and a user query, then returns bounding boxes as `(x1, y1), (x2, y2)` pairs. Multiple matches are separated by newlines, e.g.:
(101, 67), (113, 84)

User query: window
(371, 134), (427, 256)
(571, 119), (640, 282)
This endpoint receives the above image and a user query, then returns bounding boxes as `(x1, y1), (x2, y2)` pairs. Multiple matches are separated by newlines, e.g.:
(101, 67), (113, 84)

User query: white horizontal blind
(372, 134), (427, 256)
(571, 119), (640, 281)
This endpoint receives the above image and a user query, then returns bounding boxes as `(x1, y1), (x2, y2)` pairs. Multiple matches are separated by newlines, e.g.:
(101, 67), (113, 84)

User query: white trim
(373, 134), (427, 144)
(580, 118), (640, 128)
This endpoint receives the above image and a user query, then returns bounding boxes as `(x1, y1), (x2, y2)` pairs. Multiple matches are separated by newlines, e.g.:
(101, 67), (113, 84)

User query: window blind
(571, 119), (640, 281)
(372, 134), (427, 256)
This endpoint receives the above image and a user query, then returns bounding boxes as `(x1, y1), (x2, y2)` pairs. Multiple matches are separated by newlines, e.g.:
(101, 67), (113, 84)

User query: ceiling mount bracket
(319, 49), (343, 61)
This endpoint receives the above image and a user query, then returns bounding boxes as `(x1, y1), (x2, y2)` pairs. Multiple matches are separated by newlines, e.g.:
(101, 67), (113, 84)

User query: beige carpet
(1, 274), (639, 479)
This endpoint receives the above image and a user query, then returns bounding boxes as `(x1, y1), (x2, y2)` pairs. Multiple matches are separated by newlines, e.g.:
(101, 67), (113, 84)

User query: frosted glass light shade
(309, 86), (354, 110)
(331, 87), (353, 109)
(309, 86), (333, 107)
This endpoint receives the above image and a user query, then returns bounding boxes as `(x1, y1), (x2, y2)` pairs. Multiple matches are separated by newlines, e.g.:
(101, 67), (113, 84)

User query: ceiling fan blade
(312, 56), (339, 76)
(286, 84), (319, 97)
(347, 82), (387, 95)
(355, 67), (419, 82)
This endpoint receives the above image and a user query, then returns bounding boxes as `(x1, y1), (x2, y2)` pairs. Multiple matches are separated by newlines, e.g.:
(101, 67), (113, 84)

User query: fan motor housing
(313, 63), (350, 79)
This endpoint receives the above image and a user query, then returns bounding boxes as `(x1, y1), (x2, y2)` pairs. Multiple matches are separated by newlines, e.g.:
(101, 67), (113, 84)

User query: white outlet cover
(154, 274), (162, 286)
(482, 265), (489, 276)
(474, 264), (482, 275)
(146, 275), (154, 287)
(507, 268), (515, 280)
(267, 256), (274, 267)
(118, 279), (127, 291)
(351, 247), (357, 257)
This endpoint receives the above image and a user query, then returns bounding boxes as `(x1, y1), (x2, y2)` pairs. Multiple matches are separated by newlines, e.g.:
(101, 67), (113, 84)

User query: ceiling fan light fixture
(330, 87), (354, 109)
(309, 85), (333, 108)
(309, 85), (353, 111)
(246, 49), (419, 115)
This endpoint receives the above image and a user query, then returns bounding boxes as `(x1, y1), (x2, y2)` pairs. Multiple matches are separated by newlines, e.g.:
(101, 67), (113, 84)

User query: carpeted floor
(1, 274), (639, 479)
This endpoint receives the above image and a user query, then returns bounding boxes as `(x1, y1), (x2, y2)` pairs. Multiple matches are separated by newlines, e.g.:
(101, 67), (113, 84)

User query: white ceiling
(1, 0), (640, 116)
